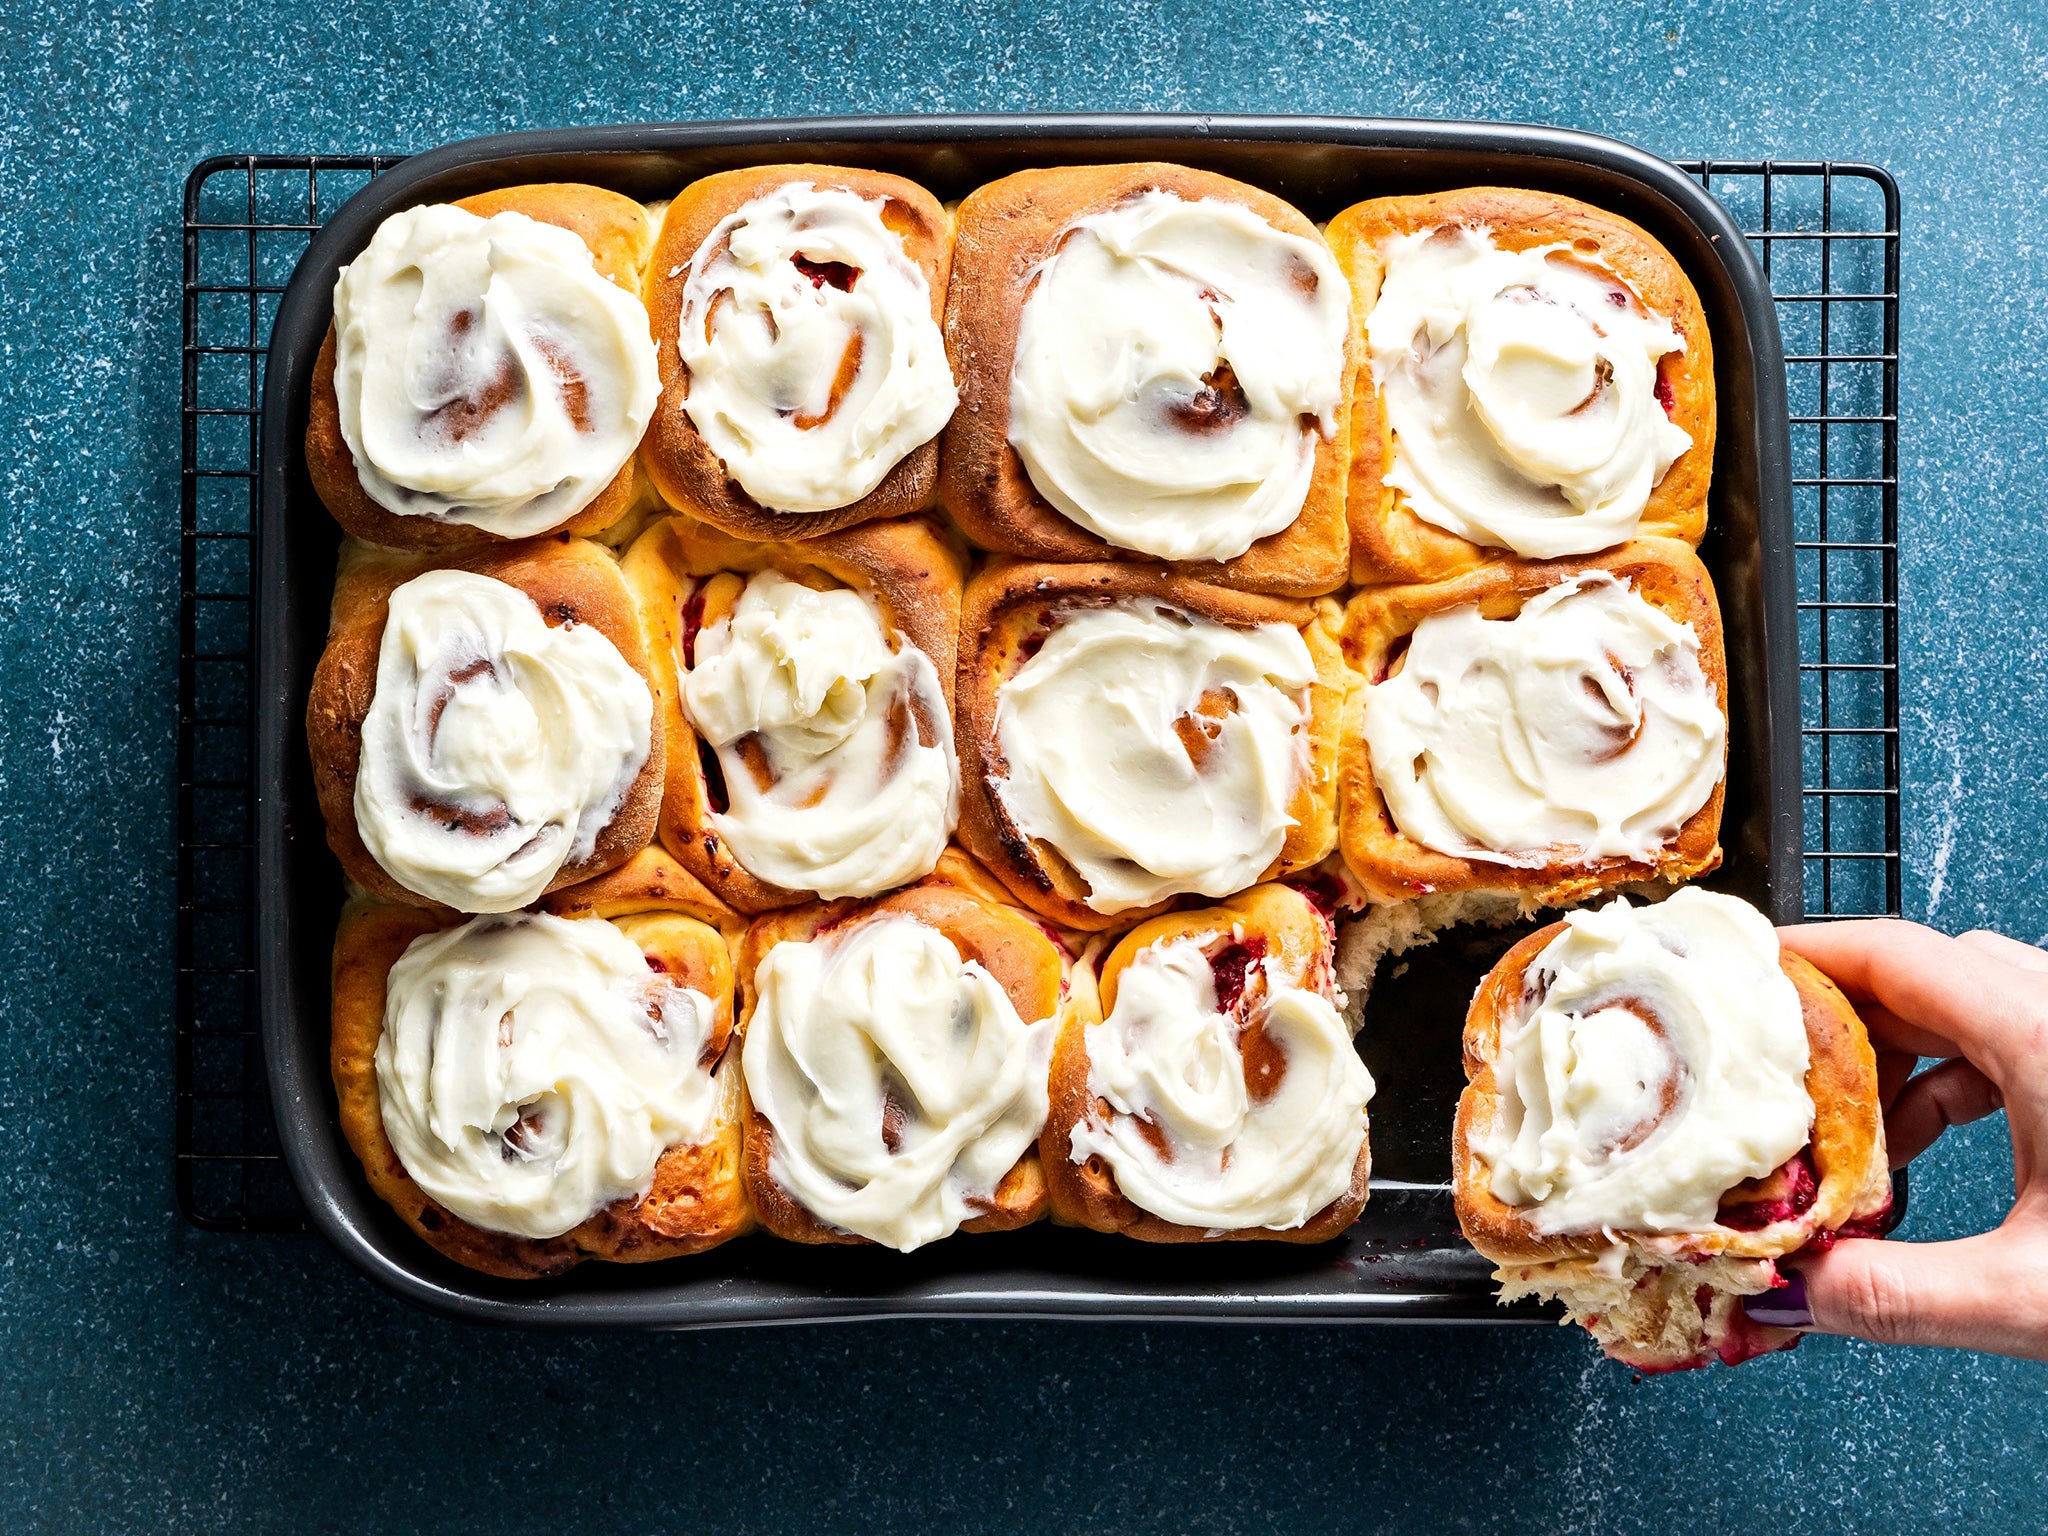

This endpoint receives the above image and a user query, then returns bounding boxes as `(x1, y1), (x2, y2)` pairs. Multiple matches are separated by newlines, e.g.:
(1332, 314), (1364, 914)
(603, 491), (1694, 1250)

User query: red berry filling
(792, 255), (859, 292)
(1208, 937), (1269, 1013)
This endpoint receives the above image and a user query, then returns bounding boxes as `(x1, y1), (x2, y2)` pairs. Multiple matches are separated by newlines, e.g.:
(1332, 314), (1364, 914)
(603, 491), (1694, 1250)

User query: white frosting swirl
(677, 183), (957, 513)
(1368, 225), (1694, 558)
(1070, 936), (1373, 1231)
(682, 570), (958, 897)
(995, 603), (1315, 914)
(1362, 573), (1724, 866)
(742, 914), (1055, 1251)
(1008, 191), (1350, 562)
(356, 569), (653, 912)
(332, 204), (659, 536)
(377, 912), (721, 1240)
(1479, 889), (1813, 1233)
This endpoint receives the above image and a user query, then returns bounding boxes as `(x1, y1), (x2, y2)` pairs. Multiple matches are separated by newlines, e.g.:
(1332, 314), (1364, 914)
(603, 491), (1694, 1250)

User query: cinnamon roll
(1044, 882), (1373, 1242)
(940, 164), (1357, 597)
(306, 183), (660, 549)
(619, 512), (964, 913)
(330, 847), (751, 1279)
(1328, 188), (1715, 585)
(1339, 539), (1727, 909)
(956, 562), (1347, 931)
(306, 536), (663, 913)
(736, 880), (1066, 1250)
(640, 165), (956, 541)
(1455, 889), (1891, 1370)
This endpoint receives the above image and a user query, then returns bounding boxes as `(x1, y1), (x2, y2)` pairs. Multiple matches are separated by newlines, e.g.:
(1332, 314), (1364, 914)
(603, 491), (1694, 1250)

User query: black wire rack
(178, 157), (399, 1231)
(175, 154), (1904, 1232)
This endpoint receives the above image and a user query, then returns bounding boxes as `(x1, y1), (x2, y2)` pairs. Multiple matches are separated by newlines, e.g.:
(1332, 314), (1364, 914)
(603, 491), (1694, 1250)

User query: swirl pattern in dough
(1478, 889), (1813, 1234)
(682, 569), (958, 898)
(741, 913), (1054, 1251)
(1069, 935), (1374, 1232)
(355, 568), (654, 912)
(677, 183), (957, 514)
(1362, 572), (1724, 866)
(1367, 224), (1693, 558)
(1007, 192), (1349, 562)
(331, 204), (659, 537)
(376, 911), (722, 1240)
(994, 602), (1315, 913)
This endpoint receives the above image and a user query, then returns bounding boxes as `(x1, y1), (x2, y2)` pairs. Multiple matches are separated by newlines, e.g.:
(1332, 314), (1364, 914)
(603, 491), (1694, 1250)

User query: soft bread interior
(1495, 1251), (1785, 1372)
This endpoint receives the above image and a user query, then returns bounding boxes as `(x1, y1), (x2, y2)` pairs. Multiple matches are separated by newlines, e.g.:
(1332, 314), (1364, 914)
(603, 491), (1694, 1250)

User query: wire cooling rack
(175, 154), (1905, 1231)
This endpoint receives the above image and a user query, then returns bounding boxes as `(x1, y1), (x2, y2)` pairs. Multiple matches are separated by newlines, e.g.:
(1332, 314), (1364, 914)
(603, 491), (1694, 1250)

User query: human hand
(1743, 921), (2048, 1360)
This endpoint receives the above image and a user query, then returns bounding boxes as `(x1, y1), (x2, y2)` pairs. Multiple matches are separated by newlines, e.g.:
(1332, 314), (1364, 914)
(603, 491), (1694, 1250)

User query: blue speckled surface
(2, 3), (2044, 1530)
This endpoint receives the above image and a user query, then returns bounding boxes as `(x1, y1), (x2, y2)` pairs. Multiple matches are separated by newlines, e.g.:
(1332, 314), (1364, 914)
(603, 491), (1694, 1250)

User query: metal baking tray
(255, 115), (1799, 1328)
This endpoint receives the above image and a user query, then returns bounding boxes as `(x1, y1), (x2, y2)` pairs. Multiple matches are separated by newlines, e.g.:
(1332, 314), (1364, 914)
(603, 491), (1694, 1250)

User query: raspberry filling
(792, 255), (859, 292)
(1717, 1151), (1818, 1230)
(1654, 371), (1677, 416)
(1208, 937), (1268, 1013)
(697, 737), (731, 814)
(1284, 874), (1342, 918)
(680, 585), (709, 670)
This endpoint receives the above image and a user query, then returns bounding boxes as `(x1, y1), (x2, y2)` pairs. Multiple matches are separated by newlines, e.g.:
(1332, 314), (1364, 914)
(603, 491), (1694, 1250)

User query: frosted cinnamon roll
(620, 513), (964, 913)
(1339, 539), (1727, 910)
(307, 538), (664, 914)
(307, 183), (660, 548)
(942, 164), (1358, 597)
(1328, 188), (1715, 584)
(1006, 190), (1349, 562)
(1455, 889), (1892, 1370)
(737, 881), (1066, 1249)
(1044, 883), (1374, 1242)
(642, 166), (956, 541)
(330, 849), (750, 1278)
(955, 563), (1347, 931)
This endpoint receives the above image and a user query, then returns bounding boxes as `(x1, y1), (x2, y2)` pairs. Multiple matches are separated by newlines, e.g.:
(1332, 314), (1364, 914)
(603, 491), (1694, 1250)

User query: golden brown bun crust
(639, 165), (954, 540)
(939, 163), (1356, 597)
(619, 512), (967, 913)
(305, 535), (664, 911)
(535, 842), (741, 938)
(305, 184), (656, 550)
(1337, 537), (1727, 906)
(330, 886), (753, 1280)
(955, 561), (1347, 931)
(1041, 882), (1369, 1243)
(1453, 921), (1891, 1268)
(734, 880), (1064, 1245)
(1328, 187), (1716, 585)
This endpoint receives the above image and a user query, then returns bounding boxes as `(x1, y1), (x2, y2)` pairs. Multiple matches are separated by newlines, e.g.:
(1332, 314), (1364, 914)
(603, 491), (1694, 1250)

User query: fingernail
(1743, 1272), (1813, 1329)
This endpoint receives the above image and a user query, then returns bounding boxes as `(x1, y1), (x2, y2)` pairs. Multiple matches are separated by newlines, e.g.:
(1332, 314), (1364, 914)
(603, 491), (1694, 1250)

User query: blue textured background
(2, 2), (2043, 1530)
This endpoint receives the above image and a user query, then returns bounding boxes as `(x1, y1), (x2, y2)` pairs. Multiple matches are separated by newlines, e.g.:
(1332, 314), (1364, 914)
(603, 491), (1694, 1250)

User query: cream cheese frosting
(682, 569), (958, 897)
(377, 911), (722, 1240)
(1008, 191), (1350, 562)
(1070, 936), (1374, 1231)
(741, 913), (1055, 1251)
(994, 602), (1315, 914)
(331, 204), (659, 536)
(355, 569), (654, 912)
(677, 182), (957, 513)
(1478, 889), (1813, 1234)
(1368, 225), (1694, 558)
(1362, 573), (1724, 866)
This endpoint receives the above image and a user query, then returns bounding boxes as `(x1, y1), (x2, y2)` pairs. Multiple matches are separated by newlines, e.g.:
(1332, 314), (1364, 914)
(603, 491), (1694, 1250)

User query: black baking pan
(255, 114), (1801, 1328)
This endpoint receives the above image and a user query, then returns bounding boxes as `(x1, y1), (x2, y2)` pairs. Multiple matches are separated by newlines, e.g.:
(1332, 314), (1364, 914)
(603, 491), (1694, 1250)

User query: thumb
(1788, 1231), (2048, 1361)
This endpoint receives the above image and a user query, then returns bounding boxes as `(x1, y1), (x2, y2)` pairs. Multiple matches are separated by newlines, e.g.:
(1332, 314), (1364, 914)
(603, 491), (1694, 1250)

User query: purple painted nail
(1744, 1272), (1813, 1329)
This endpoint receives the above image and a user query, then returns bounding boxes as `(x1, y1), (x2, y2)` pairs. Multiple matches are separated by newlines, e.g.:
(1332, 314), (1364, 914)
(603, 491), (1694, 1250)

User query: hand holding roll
(1454, 888), (1891, 1370)
(1755, 922), (2048, 1363)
